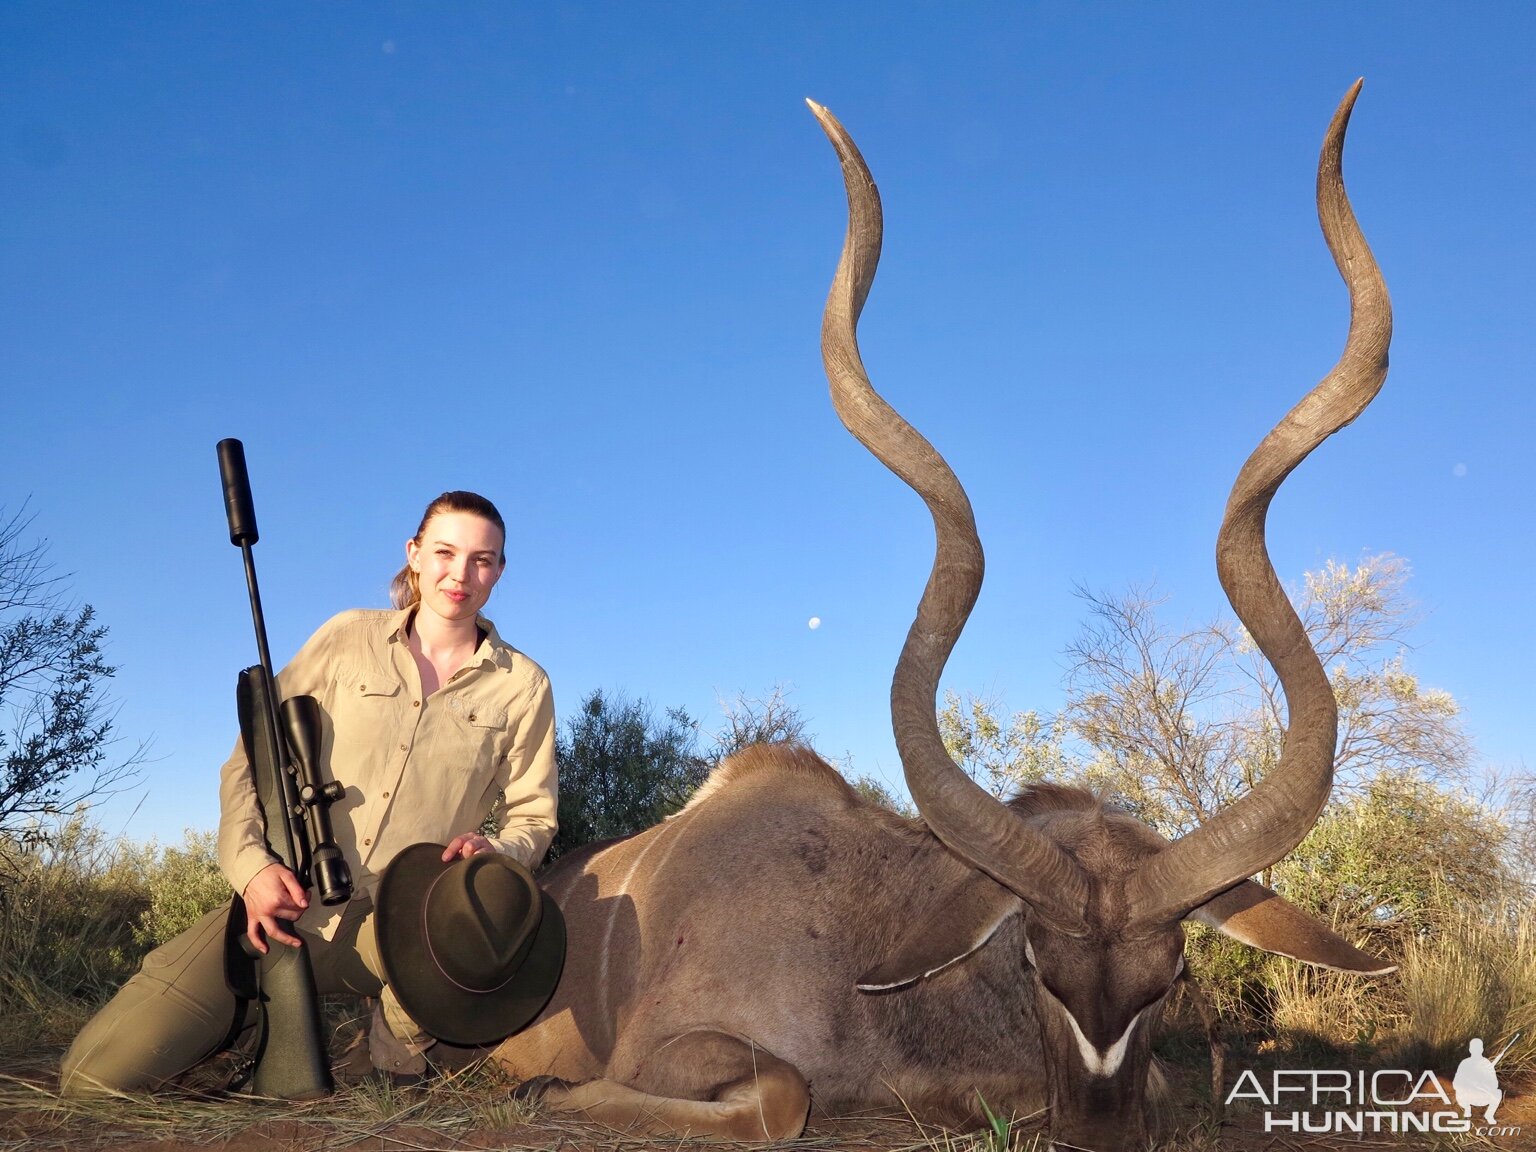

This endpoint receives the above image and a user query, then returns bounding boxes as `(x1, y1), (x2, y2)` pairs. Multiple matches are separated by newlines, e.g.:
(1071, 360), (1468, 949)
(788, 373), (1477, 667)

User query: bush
(125, 829), (228, 952)
(1181, 770), (1525, 1065)
(0, 817), (145, 1051)
(0, 817), (231, 1054)
(1270, 770), (1514, 952)
(1183, 922), (1273, 1025)
(549, 689), (706, 860)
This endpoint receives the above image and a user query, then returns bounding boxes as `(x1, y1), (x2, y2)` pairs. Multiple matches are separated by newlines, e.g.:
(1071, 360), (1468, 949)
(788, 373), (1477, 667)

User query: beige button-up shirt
(217, 606), (557, 938)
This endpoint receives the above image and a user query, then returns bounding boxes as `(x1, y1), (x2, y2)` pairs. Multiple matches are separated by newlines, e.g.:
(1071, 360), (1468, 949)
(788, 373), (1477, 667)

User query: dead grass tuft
(1395, 899), (1536, 1073)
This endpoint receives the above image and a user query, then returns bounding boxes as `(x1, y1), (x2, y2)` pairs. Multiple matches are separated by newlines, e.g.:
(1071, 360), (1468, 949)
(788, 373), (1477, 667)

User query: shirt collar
(388, 605), (516, 672)
(478, 615), (518, 671)
(387, 604), (415, 645)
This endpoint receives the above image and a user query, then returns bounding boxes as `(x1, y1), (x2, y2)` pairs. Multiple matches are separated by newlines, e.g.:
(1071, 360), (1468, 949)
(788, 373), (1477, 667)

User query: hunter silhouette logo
(1454, 1034), (1518, 1124)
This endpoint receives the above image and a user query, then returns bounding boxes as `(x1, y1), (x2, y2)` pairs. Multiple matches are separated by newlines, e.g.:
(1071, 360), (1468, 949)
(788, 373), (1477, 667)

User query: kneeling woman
(62, 490), (558, 1094)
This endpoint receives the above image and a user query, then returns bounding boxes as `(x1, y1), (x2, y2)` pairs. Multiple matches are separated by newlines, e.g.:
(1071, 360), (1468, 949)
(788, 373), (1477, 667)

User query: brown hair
(390, 491), (508, 609)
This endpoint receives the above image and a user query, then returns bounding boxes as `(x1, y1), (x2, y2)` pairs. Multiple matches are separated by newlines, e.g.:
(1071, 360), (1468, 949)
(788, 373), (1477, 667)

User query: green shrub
(0, 817), (231, 1054)
(128, 829), (229, 951)
(0, 817), (145, 1050)
(1271, 770), (1513, 952)
(1183, 923), (1273, 1026)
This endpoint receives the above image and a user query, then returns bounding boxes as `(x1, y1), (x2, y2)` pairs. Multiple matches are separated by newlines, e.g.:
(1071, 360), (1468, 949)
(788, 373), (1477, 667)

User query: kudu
(495, 84), (1394, 1151)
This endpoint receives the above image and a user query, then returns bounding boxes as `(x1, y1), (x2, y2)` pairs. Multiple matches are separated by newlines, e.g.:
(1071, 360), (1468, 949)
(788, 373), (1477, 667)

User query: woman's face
(406, 510), (507, 625)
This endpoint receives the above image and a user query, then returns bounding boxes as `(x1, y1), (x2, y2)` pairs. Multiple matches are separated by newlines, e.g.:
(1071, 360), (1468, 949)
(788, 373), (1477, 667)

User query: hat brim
(375, 843), (566, 1047)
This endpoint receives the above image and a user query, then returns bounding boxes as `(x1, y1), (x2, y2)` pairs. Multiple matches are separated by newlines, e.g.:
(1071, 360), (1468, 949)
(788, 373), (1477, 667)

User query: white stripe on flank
(600, 804), (704, 1025)
(601, 826), (664, 1020)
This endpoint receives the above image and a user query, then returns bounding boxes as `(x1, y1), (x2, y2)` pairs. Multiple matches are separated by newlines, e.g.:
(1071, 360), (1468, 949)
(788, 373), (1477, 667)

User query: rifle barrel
(218, 440), (280, 679)
(1491, 1032), (1521, 1067)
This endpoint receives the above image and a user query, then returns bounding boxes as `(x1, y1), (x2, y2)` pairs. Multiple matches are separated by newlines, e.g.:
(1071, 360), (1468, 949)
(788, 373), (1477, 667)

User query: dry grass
(1, 1057), (567, 1152)
(4, 1055), (1520, 1152)
(0, 822), (145, 1054)
(1394, 900), (1536, 1074)
(1, 818), (232, 1058)
(1265, 959), (1386, 1055)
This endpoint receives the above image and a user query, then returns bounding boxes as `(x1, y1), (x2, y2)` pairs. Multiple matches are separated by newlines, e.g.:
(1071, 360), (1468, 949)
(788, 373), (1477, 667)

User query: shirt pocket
(443, 699), (509, 778)
(335, 665), (400, 701)
(329, 665), (402, 736)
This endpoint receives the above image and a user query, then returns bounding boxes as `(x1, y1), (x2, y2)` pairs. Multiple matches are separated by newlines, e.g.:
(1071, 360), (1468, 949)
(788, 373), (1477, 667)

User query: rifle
(218, 438), (353, 1098)
(1490, 1032), (1521, 1067)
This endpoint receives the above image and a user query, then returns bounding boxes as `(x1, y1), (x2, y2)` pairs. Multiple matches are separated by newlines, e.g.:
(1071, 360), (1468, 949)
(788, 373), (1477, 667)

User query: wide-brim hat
(375, 843), (565, 1047)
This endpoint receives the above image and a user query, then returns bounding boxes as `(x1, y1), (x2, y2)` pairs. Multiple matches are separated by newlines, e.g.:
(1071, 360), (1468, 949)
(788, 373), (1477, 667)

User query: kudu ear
(856, 872), (1021, 992)
(1187, 879), (1395, 974)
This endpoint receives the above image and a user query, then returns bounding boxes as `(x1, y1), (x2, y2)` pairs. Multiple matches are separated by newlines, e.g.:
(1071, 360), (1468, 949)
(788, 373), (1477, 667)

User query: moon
(808, 616), (822, 630)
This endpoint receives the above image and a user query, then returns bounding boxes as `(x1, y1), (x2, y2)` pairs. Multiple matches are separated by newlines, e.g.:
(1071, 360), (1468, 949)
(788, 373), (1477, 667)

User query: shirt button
(359, 684), (366, 692)
(363, 838), (372, 847)
(382, 790), (390, 799)
(468, 713), (477, 722)
(399, 744), (407, 752)
(413, 700), (420, 708)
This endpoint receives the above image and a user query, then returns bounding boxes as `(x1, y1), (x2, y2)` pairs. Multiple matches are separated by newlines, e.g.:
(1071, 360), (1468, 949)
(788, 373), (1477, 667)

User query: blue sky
(3, 3), (1532, 845)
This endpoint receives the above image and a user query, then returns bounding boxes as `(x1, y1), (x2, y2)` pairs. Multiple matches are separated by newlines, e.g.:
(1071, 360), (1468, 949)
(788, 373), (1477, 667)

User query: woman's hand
(243, 862), (309, 953)
(442, 833), (494, 861)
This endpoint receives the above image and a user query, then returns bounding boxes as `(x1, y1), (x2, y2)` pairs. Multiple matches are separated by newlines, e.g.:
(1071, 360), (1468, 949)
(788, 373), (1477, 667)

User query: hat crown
(425, 854), (541, 993)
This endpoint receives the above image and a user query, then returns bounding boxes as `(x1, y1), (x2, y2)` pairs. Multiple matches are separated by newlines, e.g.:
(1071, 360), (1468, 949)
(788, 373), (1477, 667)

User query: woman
(61, 491), (557, 1094)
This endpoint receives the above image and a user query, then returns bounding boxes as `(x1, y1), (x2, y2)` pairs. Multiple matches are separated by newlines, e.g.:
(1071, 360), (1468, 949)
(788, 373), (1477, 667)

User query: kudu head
(811, 83), (1395, 1152)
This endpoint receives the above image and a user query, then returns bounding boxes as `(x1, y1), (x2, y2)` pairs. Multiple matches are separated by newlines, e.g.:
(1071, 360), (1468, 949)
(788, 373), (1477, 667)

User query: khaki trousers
(60, 896), (423, 1096)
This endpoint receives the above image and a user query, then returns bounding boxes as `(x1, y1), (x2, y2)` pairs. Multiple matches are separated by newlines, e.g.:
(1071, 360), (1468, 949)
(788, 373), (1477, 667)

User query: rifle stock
(245, 927), (332, 1099)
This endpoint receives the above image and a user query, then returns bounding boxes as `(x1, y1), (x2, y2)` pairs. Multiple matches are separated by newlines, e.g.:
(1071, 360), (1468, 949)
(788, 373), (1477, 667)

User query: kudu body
(495, 86), (1394, 1151)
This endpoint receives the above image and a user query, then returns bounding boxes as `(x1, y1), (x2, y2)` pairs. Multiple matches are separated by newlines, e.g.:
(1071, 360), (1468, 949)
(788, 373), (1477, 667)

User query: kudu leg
(531, 1029), (810, 1140)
